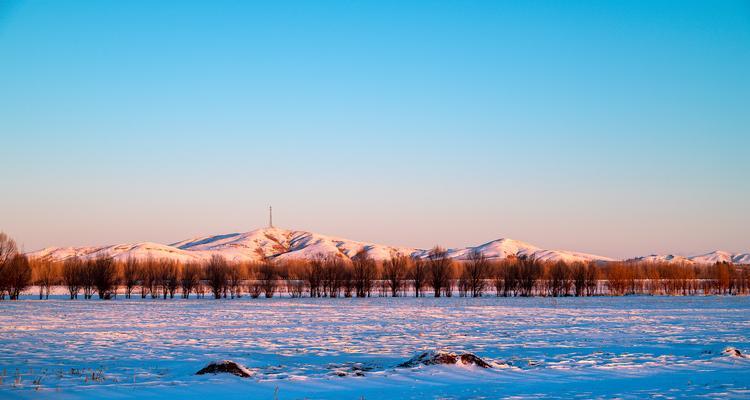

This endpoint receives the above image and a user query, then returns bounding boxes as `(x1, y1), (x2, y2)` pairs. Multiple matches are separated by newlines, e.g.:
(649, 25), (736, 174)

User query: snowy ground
(1, 296), (749, 399)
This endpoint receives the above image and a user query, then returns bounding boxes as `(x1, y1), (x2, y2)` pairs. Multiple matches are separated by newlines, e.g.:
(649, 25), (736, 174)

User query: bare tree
(195, 276), (206, 299)
(80, 259), (97, 299)
(158, 260), (179, 299)
(0, 232), (19, 300)
(138, 257), (159, 299)
(155, 259), (168, 299)
(427, 247), (453, 297)
(304, 256), (324, 297)
(340, 262), (354, 297)
(495, 258), (519, 296)
(517, 256), (541, 297)
(493, 261), (504, 296)
(547, 261), (571, 297)
(352, 249), (376, 297)
(246, 263), (263, 299)
(712, 262), (733, 295)
(92, 257), (118, 299)
(6, 254), (32, 300)
(205, 255), (228, 299)
(584, 262), (598, 296)
(410, 257), (427, 297)
(225, 264), (244, 299)
(285, 261), (305, 298)
(0, 232), (17, 264)
(181, 262), (201, 299)
(571, 262), (586, 297)
(383, 253), (408, 297)
(287, 279), (304, 297)
(457, 267), (469, 297)
(322, 256), (343, 297)
(464, 250), (490, 297)
(258, 262), (277, 298)
(378, 277), (388, 297)
(62, 257), (82, 299)
(606, 263), (630, 296)
(32, 259), (56, 300)
(247, 280), (263, 299)
(121, 257), (140, 299)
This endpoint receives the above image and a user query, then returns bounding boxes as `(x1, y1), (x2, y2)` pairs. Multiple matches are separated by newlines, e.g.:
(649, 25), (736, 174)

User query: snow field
(1, 296), (749, 399)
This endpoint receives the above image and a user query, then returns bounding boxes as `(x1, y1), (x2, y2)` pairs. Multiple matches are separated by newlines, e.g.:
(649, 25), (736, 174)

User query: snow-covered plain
(1, 296), (749, 399)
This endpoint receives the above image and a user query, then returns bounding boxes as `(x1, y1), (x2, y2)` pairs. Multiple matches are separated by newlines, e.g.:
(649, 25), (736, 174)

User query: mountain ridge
(629, 251), (750, 265)
(26, 227), (747, 265)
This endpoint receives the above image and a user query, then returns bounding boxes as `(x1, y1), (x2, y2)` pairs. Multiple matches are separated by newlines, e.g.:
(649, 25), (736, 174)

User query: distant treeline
(1, 233), (749, 300)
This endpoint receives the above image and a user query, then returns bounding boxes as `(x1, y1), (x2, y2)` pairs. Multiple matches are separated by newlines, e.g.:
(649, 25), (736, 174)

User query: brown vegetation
(382, 253), (409, 297)
(427, 247), (453, 298)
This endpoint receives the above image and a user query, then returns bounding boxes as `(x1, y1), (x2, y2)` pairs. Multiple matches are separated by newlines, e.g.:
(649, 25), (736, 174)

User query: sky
(0, 0), (748, 259)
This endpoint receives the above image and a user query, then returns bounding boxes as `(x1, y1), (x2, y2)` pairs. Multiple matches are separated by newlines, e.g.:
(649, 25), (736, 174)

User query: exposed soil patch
(398, 350), (492, 368)
(196, 360), (254, 378)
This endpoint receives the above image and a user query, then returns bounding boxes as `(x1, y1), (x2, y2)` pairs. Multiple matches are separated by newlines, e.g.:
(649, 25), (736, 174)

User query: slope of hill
(439, 238), (612, 263)
(26, 227), (612, 264)
(689, 251), (750, 265)
(628, 251), (750, 265)
(628, 254), (691, 264)
(27, 227), (747, 265)
(170, 227), (419, 262)
(28, 242), (215, 263)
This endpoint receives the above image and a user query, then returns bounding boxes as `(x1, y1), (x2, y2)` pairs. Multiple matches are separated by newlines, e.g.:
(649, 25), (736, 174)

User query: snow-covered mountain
(26, 227), (613, 264)
(630, 251), (750, 265)
(690, 251), (750, 265)
(433, 238), (612, 263)
(629, 254), (692, 264)
(26, 227), (748, 265)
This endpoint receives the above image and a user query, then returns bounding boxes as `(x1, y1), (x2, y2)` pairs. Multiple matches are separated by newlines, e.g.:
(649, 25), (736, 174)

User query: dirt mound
(196, 360), (254, 377)
(327, 362), (376, 377)
(398, 350), (492, 368)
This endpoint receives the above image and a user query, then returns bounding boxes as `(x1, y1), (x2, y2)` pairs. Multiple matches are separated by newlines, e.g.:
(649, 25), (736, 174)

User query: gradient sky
(1, 0), (748, 258)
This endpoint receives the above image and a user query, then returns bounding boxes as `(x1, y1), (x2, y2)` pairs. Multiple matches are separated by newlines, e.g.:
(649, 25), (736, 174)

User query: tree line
(1, 232), (749, 300)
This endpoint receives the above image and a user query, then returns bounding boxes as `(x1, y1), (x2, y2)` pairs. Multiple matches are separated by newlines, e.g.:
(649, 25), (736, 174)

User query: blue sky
(1, 0), (748, 258)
